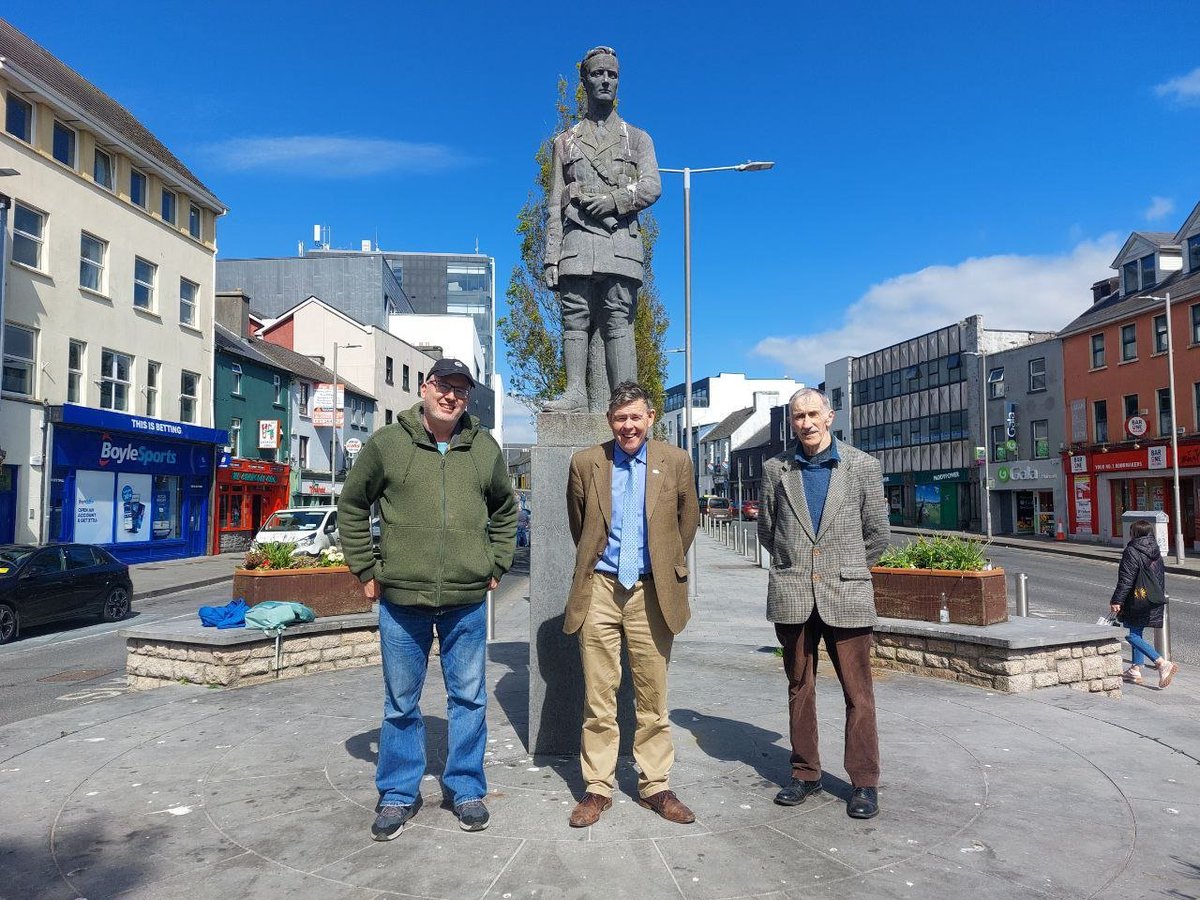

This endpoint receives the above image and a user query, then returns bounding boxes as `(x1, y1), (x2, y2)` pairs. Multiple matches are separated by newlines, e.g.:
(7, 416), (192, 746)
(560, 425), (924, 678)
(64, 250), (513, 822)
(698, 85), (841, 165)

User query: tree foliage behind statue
(499, 75), (669, 423)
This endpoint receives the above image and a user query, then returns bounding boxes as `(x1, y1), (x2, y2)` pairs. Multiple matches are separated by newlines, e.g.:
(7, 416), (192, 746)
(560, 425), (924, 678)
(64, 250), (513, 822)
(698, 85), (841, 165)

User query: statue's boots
(542, 331), (588, 413)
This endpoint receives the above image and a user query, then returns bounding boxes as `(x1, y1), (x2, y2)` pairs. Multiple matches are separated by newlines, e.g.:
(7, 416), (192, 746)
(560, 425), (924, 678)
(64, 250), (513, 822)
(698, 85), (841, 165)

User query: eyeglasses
(426, 377), (470, 399)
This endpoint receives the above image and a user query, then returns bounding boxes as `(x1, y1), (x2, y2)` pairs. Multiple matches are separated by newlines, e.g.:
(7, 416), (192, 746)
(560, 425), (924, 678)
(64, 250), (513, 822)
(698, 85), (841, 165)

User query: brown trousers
(775, 609), (880, 788)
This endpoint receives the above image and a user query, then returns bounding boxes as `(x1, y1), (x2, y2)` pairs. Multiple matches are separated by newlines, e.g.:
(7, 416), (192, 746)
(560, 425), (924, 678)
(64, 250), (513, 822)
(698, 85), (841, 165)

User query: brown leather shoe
(638, 790), (695, 824)
(569, 792), (613, 827)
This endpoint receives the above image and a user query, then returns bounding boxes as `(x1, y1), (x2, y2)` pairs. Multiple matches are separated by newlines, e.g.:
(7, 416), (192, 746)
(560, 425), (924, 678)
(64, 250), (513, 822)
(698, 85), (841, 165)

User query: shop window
(1028, 357), (1046, 392)
(1093, 399), (1108, 443)
(180, 370), (199, 423)
(146, 361), (160, 417)
(100, 349), (132, 411)
(1158, 388), (1173, 437)
(12, 202), (45, 270)
(1153, 314), (1168, 354)
(2, 324), (36, 397)
(1031, 420), (1049, 459)
(152, 475), (180, 540)
(1090, 333), (1105, 368)
(1120, 324), (1137, 362)
(68, 339), (85, 404)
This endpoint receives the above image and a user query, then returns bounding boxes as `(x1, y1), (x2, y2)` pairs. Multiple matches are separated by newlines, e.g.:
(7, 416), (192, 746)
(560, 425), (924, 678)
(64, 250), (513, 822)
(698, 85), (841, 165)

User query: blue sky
(8, 3), (1200, 440)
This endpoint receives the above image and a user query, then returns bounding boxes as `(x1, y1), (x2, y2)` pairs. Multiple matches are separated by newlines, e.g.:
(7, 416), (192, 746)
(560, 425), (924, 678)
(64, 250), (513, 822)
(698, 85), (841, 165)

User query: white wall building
(0, 21), (226, 558)
(697, 391), (782, 497)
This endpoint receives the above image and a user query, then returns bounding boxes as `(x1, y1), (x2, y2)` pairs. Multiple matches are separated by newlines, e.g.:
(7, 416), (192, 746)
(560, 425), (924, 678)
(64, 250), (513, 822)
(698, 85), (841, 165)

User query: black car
(0, 544), (133, 644)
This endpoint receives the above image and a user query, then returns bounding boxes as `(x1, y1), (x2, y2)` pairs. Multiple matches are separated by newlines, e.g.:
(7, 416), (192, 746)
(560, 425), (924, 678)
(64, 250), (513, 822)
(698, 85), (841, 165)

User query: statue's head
(580, 46), (619, 105)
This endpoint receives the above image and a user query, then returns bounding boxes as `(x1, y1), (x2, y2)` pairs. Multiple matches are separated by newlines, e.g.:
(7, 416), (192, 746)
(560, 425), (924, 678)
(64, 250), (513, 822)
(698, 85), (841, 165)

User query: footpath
(0, 537), (1197, 899)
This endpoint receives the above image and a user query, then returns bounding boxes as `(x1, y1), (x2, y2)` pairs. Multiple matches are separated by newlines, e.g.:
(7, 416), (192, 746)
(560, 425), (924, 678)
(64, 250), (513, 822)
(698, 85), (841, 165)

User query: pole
(330, 342), (339, 499)
(1016, 572), (1029, 617)
(486, 589), (495, 642)
(1163, 293), (1186, 563)
(1158, 601), (1173, 662)
(683, 167), (697, 600)
(980, 348), (992, 540)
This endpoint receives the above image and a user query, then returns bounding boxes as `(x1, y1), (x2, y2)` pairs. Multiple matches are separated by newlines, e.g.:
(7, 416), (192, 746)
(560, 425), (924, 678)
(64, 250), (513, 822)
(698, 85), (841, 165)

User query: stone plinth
(529, 412), (633, 755)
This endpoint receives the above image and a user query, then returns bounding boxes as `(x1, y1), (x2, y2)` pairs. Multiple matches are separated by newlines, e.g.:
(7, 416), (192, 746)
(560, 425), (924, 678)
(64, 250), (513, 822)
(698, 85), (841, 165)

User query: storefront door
(1036, 490), (1056, 537)
(0, 466), (16, 544)
(251, 494), (264, 533)
(186, 483), (209, 557)
(1015, 492), (1035, 534)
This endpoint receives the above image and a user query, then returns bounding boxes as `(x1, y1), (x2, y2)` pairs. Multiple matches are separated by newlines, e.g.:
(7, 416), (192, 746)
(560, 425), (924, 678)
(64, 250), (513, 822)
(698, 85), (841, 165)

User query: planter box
(231, 566), (372, 617)
(870, 566), (1008, 626)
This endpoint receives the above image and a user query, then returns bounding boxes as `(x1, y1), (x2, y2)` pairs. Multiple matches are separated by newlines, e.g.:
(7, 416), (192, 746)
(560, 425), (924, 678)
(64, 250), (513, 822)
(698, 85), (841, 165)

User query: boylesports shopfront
(47, 405), (227, 563)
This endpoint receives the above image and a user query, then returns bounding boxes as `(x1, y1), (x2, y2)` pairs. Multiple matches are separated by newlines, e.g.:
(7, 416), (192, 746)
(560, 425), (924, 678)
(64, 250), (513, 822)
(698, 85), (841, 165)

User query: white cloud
(753, 236), (1121, 384)
(198, 135), (468, 177)
(1154, 67), (1200, 105)
(1144, 196), (1175, 221)
(502, 403), (538, 445)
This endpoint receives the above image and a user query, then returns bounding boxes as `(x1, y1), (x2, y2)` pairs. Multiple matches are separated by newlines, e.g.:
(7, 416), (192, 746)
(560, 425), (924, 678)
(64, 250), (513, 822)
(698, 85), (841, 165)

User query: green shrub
(878, 535), (988, 571)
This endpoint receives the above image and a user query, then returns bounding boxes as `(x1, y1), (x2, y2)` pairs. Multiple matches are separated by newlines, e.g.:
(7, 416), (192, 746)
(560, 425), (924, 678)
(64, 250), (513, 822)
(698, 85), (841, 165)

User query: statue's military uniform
(544, 114), (660, 404)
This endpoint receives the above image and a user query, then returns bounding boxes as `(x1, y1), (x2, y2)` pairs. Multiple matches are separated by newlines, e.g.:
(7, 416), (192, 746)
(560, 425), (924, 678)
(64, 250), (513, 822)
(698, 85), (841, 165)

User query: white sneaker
(1158, 660), (1179, 689)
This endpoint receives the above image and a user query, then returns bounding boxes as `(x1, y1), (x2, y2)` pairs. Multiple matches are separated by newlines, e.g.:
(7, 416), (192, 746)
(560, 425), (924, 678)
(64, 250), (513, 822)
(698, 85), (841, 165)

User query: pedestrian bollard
(1157, 601), (1173, 663)
(753, 530), (760, 565)
(486, 589), (495, 642)
(1015, 573), (1029, 617)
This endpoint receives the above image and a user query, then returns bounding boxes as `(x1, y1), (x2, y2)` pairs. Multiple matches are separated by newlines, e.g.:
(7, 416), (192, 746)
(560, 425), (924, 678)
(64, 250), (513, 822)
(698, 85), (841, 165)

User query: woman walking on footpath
(1109, 520), (1180, 689)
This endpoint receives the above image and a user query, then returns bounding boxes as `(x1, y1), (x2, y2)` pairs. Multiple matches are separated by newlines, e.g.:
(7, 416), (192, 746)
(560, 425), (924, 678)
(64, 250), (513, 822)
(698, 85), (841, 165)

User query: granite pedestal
(528, 411), (638, 755)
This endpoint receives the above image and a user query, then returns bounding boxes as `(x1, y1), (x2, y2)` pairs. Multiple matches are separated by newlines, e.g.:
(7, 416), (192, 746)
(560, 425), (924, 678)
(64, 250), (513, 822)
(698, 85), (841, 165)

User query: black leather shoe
(847, 787), (879, 819)
(774, 778), (822, 806)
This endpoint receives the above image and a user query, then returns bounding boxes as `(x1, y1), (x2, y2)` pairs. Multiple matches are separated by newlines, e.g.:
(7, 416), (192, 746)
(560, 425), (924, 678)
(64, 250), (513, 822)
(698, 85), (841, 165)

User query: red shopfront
(213, 459), (291, 554)
(1064, 443), (1200, 550)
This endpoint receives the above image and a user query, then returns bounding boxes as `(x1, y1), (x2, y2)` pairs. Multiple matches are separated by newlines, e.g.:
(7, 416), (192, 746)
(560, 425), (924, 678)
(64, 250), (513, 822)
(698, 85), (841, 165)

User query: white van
(253, 507), (340, 555)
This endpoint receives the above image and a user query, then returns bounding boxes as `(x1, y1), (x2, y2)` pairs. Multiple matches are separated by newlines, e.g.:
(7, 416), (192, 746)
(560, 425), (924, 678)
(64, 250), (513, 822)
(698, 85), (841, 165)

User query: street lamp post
(1146, 293), (1186, 564)
(330, 342), (361, 499)
(962, 348), (993, 541)
(659, 161), (774, 598)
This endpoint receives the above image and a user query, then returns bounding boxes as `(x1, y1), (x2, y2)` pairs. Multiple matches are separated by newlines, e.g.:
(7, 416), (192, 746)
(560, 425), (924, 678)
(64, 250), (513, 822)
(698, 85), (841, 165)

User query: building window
(1158, 388), (1173, 437)
(831, 386), (842, 410)
(298, 435), (309, 468)
(2, 324), (36, 396)
(130, 169), (147, 208)
(1191, 304), (1200, 345)
(1122, 255), (1156, 294)
(188, 204), (201, 239)
(299, 382), (310, 416)
(179, 278), (198, 326)
(161, 188), (176, 224)
(385, 408), (393, 424)
(1031, 420), (1049, 459)
(1123, 394), (1140, 422)
(1120, 324), (1137, 362)
(273, 374), (283, 405)
(80, 232), (106, 293)
(1093, 399), (1108, 443)
(68, 340), (85, 403)
(1028, 357), (1046, 392)
(1154, 314), (1168, 354)
(180, 370), (199, 423)
(134, 257), (157, 310)
(1141, 254), (1156, 290)
(987, 366), (1005, 398)
(93, 147), (114, 190)
(1194, 384), (1200, 433)
(146, 360), (160, 416)
(100, 349), (132, 411)
(5, 91), (32, 142)
(386, 357), (394, 385)
(402, 364), (410, 391)
(990, 424), (1006, 462)
(1190, 235), (1200, 273)
(52, 120), (76, 167)
(230, 363), (242, 395)
(12, 202), (45, 270)
(1090, 333), (1106, 368)
(230, 417), (242, 456)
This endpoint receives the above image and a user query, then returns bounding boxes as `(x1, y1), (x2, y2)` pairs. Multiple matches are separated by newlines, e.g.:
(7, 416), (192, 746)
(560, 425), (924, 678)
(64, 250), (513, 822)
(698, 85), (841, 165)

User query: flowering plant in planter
(873, 535), (1007, 625)
(233, 545), (368, 616)
(241, 544), (346, 571)
(877, 535), (988, 571)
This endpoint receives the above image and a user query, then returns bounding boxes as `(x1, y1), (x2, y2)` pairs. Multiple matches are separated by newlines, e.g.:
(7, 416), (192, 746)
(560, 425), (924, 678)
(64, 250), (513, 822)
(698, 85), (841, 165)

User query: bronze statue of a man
(543, 46), (661, 412)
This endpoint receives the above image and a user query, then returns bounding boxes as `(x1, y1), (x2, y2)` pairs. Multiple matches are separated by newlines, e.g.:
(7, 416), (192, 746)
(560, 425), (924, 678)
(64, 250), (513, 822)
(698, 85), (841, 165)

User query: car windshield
(260, 511), (325, 532)
(708, 499), (730, 509)
(0, 546), (35, 565)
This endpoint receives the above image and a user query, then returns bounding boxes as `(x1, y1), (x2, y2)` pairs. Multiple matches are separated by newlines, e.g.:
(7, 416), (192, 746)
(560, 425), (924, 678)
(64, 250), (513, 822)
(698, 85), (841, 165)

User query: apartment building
(0, 20), (226, 558)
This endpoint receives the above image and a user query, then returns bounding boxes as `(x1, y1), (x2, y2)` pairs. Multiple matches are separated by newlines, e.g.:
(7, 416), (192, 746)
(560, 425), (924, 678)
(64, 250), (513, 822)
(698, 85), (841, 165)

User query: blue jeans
(1126, 625), (1161, 666)
(376, 599), (488, 807)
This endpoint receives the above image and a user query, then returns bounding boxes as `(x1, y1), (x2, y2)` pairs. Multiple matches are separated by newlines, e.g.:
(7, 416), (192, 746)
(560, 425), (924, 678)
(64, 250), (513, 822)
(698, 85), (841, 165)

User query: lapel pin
(652, 469), (660, 474)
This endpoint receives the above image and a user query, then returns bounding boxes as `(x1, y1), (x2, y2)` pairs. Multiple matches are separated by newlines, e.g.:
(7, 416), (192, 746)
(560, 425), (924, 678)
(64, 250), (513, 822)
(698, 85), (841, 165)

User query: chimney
(753, 391), (779, 411)
(1091, 276), (1119, 304)
(215, 290), (252, 337)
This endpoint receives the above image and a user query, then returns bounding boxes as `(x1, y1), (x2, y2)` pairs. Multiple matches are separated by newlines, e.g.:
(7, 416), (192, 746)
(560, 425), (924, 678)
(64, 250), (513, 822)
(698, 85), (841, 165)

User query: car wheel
(0, 604), (17, 644)
(101, 586), (131, 622)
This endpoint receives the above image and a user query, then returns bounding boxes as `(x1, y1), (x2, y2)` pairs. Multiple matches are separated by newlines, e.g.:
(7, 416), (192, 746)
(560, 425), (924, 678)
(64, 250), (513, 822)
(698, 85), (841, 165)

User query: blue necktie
(617, 459), (640, 589)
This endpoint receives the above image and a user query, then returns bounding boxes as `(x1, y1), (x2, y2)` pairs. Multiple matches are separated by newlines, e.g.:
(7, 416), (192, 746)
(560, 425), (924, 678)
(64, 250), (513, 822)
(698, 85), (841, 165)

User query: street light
(659, 161), (774, 597)
(961, 348), (993, 541)
(330, 342), (362, 498)
(1146, 293), (1186, 564)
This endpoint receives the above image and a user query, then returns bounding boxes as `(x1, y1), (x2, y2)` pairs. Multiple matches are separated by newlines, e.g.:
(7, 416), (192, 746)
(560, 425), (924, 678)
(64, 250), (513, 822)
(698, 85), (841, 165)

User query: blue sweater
(794, 440), (840, 532)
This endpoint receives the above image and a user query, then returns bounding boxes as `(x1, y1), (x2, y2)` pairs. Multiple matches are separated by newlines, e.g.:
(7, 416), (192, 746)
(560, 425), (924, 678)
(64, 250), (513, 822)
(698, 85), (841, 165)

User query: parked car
(706, 497), (734, 522)
(740, 499), (760, 520)
(253, 507), (340, 555)
(0, 544), (133, 644)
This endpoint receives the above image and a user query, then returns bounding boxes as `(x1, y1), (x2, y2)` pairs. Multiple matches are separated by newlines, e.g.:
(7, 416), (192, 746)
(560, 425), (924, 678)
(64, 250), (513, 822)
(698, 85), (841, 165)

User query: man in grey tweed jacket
(758, 388), (891, 819)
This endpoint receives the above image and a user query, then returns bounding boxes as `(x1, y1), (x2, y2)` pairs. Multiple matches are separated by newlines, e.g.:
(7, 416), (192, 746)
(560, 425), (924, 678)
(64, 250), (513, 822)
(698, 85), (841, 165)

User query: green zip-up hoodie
(338, 403), (517, 607)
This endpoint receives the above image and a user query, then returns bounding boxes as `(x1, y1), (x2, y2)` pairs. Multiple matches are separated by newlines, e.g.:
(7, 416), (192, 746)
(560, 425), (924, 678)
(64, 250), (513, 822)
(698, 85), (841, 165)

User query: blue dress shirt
(596, 442), (651, 578)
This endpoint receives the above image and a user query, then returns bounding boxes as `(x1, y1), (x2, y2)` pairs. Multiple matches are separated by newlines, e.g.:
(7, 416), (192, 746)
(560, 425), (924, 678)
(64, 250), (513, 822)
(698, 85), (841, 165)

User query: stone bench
(122, 613), (380, 691)
(870, 617), (1123, 697)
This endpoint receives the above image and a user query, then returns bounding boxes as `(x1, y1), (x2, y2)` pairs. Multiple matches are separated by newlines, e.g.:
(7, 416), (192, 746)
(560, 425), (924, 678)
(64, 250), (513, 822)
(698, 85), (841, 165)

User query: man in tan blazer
(564, 381), (700, 827)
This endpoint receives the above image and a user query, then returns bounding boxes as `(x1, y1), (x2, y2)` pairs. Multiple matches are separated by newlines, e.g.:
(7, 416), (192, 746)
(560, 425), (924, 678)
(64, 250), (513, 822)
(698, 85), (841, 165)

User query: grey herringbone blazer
(757, 439), (891, 628)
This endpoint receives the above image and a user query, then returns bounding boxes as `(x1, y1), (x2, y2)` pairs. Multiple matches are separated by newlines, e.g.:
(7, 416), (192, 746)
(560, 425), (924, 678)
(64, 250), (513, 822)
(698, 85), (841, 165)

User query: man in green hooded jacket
(339, 357), (517, 841)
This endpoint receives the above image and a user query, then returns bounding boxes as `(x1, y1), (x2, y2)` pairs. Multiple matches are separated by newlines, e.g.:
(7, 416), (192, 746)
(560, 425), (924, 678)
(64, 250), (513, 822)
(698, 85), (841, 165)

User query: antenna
(313, 224), (331, 250)
(474, 236), (480, 254)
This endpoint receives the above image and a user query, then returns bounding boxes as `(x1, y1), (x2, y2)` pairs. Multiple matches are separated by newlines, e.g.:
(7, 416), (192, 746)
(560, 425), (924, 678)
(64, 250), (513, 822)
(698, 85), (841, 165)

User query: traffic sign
(344, 438), (363, 455)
